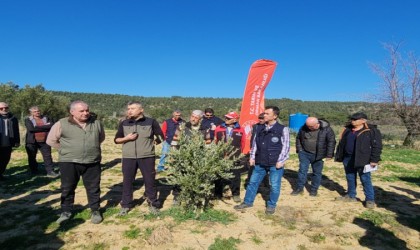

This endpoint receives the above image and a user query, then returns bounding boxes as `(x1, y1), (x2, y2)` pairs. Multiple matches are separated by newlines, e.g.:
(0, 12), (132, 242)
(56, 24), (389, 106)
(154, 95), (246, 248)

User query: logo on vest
(271, 137), (279, 143)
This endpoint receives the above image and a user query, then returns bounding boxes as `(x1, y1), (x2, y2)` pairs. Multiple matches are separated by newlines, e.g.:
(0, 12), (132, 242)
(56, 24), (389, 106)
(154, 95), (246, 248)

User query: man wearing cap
(214, 111), (246, 203)
(0, 102), (20, 181)
(291, 117), (336, 197)
(201, 108), (224, 142)
(234, 106), (290, 215)
(156, 109), (184, 172)
(334, 112), (382, 209)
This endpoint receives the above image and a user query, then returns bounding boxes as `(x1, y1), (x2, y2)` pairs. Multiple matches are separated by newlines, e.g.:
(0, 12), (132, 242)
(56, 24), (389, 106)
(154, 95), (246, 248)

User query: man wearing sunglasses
(334, 112), (382, 209)
(201, 108), (223, 142)
(0, 102), (20, 181)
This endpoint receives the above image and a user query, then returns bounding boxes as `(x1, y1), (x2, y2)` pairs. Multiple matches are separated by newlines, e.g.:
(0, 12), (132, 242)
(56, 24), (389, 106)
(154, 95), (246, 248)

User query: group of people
(0, 102), (59, 181)
(0, 100), (382, 225)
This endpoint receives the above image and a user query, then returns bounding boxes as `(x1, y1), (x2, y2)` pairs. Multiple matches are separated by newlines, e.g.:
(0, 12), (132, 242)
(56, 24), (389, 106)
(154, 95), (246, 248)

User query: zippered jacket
(334, 123), (382, 167)
(296, 119), (336, 160)
(114, 116), (164, 159)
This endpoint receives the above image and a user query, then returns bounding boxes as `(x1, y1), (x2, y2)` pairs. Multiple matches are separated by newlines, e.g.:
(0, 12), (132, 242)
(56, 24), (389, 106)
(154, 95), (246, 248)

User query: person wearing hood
(0, 102), (20, 181)
(334, 112), (382, 209)
(214, 111), (246, 203)
(291, 117), (336, 197)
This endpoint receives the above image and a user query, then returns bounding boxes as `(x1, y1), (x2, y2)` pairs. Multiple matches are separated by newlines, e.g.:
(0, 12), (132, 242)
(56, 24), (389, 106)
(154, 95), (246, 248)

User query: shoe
(234, 203), (252, 211)
(335, 195), (357, 202)
(232, 195), (242, 203)
(91, 210), (103, 224)
(56, 211), (72, 224)
(265, 207), (276, 215)
(47, 171), (60, 178)
(365, 200), (376, 209)
(172, 196), (180, 207)
(149, 206), (160, 215)
(157, 166), (165, 173)
(309, 191), (318, 197)
(117, 207), (130, 216)
(291, 188), (304, 196)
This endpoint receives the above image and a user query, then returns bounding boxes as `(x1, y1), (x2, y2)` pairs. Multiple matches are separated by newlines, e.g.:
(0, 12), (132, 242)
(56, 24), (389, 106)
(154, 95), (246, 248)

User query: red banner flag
(239, 59), (277, 154)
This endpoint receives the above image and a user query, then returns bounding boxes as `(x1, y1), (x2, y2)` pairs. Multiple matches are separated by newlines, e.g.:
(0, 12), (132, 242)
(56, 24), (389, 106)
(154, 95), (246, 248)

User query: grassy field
(0, 129), (419, 250)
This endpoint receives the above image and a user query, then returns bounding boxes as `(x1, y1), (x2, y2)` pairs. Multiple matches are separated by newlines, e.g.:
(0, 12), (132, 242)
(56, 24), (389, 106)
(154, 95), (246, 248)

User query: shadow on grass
(376, 186), (420, 232)
(0, 165), (61, 200)
(0, 189), (83, 249)
(101, 158), (121, 171)
(101, 177), (146, 211)
(283, 168), (346, 196)
(353, 217), (408, 250)
(398, 176), (420, 187)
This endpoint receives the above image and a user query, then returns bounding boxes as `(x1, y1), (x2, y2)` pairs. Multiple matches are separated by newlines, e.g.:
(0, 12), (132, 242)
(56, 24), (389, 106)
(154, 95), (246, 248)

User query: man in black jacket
(24, 106), (59, 177)
(0, 102), (20, 181)
(291, 117), (336, 196)
(334, 112), (382, 209)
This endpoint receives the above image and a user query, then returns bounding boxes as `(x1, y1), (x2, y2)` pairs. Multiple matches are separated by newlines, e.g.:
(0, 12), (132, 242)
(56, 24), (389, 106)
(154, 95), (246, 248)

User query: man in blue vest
(234, 106), (290, 215)
(157, 109), (184, 172)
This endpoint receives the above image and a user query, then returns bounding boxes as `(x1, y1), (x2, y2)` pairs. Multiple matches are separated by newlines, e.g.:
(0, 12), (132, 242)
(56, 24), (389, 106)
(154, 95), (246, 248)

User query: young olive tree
(165, 129), (242, 214)
(370, 42), (420, 147)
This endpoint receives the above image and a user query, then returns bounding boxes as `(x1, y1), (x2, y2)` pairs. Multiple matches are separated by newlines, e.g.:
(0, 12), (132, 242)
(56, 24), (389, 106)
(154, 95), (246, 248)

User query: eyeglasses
(0, 107), (9, 111)
(225, 117), (232, 120)
(205, 114), (213, 117)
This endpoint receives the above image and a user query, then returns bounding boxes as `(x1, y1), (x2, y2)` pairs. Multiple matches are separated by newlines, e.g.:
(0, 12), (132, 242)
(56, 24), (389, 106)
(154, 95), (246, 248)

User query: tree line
(0, 82), (400, 131)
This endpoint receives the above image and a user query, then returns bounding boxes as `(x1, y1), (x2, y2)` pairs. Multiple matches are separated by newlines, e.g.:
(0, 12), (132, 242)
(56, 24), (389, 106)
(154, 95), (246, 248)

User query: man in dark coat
(334, 112), (382, 209)
(291, 117), (336, 196)
(0, 102), (20, 181)
(24, 106), (59, 177)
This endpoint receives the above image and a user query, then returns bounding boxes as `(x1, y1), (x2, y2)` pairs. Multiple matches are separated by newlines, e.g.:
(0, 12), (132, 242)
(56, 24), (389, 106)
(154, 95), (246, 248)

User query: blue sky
(1, 0), (419, 101)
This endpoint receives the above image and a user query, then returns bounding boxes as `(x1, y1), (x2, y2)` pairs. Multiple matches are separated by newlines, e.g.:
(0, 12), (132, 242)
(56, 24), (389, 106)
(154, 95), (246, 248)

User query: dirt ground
(1, 131), (419, 250)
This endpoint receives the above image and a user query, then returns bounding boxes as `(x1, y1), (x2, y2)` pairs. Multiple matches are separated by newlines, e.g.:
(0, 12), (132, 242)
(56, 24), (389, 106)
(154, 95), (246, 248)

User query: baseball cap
(350, 112), (368, 120)
(224, 111), (239, 119)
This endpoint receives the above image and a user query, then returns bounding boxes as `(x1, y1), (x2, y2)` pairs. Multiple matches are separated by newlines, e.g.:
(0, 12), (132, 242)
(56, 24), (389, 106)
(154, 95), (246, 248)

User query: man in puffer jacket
(292, 117), (336, 197)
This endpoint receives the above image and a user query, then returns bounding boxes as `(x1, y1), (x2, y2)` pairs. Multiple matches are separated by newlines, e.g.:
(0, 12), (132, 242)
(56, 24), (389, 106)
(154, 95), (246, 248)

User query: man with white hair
(0, 102), (20, 181)
(291, 117), (336, 197)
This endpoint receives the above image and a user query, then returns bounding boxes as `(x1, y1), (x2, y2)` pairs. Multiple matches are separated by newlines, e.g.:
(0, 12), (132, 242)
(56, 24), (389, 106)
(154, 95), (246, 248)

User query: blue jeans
(244, 165), (284, 208)
(343, 155), (374, 201)
(297, 151), (324, 192)
(157, 141), (171, 170)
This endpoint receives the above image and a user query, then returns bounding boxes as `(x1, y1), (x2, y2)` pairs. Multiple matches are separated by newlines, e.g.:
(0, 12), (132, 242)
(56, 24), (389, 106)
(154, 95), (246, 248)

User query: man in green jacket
(47, 101), (105, 224)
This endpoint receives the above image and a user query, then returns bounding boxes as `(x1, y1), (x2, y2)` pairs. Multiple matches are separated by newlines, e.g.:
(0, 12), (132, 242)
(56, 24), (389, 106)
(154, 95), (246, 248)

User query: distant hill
(51, 91), (398, 126)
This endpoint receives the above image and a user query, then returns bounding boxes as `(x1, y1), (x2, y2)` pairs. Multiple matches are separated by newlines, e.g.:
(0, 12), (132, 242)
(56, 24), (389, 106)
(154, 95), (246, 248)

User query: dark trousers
(0, 146), (12, 176)
(215, 167), (242, 197)
(59, 162), (101, 212)
(25, 142), (54, 173)
(121, 157), (160, 208)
